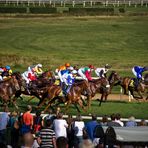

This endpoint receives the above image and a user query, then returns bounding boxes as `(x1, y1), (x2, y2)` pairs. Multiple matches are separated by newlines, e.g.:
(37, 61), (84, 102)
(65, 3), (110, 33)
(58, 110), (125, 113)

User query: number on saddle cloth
(129, 78), (138, 88)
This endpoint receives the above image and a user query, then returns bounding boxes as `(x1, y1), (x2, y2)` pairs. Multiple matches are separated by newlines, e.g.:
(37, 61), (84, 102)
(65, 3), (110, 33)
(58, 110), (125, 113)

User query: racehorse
(87, 71), (120, 107)
(36, 84), (65, 112)
(64, 80), (91, 112)
(14, 70), (56, 102)
(115, 73), (148, 101)
(0, 73), (21, 108)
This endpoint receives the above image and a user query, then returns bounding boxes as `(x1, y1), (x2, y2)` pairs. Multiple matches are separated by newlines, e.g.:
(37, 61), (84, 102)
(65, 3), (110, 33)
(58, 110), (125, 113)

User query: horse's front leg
(43, 99), (53, 113)
(99, 94), (104, 106)
(77, 98), (86, 112)
(37, 98), (47, 109)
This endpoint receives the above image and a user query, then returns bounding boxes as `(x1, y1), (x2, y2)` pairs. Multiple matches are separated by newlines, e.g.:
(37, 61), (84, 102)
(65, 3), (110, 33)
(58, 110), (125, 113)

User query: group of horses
(0, 70), (148, 112)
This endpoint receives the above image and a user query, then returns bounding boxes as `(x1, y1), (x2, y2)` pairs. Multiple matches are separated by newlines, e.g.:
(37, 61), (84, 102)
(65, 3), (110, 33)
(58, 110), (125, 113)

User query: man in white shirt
(53, 113), (68, 138)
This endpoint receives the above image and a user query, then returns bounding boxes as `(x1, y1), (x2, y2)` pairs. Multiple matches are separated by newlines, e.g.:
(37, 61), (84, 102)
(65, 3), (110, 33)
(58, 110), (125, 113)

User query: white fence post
(83, 1), (86, 7)
(72, 1), (75, 7)
(141, 0), (143, 6)
(17, 0), (19, 6)
(129, 1), (131, 6)
(90, 1), (92, 7)
(61, 1), (63, 6)
(106, 1), (108, 7)
(117, 1), (119, 7)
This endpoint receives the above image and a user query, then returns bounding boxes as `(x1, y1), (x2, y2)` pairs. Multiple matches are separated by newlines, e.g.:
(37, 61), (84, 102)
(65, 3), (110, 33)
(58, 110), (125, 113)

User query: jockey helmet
(89, 65), (95, 69)
(65, 63), (70, 67)
(5, 65), (11, 70)
(68, 66), (74, 71)
(37, 64), (42, 68)
(72, 70), (77, 74)
(105, 64), (111, 69)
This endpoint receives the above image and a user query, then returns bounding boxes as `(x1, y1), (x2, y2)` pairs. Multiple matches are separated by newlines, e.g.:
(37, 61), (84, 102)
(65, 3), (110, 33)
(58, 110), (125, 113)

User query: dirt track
(92, 94), (148, 102)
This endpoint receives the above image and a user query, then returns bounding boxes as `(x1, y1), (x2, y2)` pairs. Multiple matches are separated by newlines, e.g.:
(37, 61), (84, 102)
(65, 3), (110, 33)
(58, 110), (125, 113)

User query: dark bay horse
(14, 70), (56, 101)
(115, 73), (148, 101)
(65, 80), (91, 112)
(87, 71), (120, 107)
(36, 84), (65, 112)
(0, 73), (21, 108)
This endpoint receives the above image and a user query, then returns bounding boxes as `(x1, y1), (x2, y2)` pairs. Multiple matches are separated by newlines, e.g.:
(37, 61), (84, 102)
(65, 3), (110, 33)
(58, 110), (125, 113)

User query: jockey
(55, 63), (70, 74)
(95, 64), (111, 78)
(2, 65), (12, 80)
(62, 69), (77, 94)
(58, 66), (74, 85)
(78, 65), (94, 81)
(28, 69), (37, 82)
(22, 68), (37, 94)
(132, 66), (148, 81)
(28, 64), (43, 77)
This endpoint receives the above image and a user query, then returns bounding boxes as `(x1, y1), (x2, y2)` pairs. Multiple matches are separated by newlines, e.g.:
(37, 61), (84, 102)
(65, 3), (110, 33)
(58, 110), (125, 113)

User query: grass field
(0, 16), (148, 75)
(0, 15), (148, 118)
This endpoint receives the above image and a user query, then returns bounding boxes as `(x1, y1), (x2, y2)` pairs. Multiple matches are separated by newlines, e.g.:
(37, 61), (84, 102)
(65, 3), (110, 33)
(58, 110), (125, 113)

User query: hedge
(0, 7), (26, 13)
(69, 7), (114, 15)
(29, 7), (57, 14)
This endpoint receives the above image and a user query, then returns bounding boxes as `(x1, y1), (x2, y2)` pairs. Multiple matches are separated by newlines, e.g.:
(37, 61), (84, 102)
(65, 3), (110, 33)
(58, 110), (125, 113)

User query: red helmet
(65, 63), (70, 67)
(89, 65), (94, 69)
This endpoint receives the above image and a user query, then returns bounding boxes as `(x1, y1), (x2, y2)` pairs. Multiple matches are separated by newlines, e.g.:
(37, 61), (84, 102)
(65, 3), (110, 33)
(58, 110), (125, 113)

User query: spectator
(115, 113), (124, 127)
(79, 131), (94, 148)
(53, 112), (68, 138)
(139, 119), (147, 126)
(66, 115), (74, 148)
(43, 109), (55, 128)
(21, 132), (39, 148)
(107, 114), (121, 127)
(104, 126), (118, 148)
(72, 114), (85, 147)
(10, 111), (20, 148)
(33, 110), (43, 134)
(0, 106), (10, 145)
(21, 105), (33, 135)
(125, 116), (137, 127)
(93, 125), (105, 148)
(100, 115), (108, 126)
(56, 136), (68, 148)
(38, 119), (56, 148)
(85, 114), (100, 141)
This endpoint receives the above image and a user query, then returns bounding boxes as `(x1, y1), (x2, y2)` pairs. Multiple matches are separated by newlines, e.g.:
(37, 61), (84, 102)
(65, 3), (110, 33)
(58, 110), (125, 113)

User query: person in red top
(28, 69), (37, 82)
(22, 105), (33, 134)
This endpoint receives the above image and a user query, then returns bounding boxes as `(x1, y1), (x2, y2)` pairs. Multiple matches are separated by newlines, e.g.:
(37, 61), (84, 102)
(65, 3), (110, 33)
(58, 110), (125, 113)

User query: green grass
(0, 16), (148, 73)
(4, 96), (148, 119)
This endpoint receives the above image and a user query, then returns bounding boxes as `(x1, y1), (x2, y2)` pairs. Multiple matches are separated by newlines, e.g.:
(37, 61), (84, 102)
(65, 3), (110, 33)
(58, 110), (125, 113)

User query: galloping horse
(65, 80), (91, 112)
(0, 73), (21, 108)
(115, 73), (148, 100)
(87, 71), (120, 107)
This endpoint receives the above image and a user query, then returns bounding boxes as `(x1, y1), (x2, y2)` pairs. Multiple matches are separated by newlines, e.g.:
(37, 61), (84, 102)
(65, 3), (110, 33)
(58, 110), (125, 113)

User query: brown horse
(87, 71), (120, 107)
(36, 84), (65, 112)
(64, 80), (91, 112)
(0, 73), (21, 108)
(115, 73), (148, 101)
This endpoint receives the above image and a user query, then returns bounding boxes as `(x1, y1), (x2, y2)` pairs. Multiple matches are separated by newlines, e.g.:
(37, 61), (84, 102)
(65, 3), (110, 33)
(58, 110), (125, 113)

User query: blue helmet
(5, 65), (11, 70)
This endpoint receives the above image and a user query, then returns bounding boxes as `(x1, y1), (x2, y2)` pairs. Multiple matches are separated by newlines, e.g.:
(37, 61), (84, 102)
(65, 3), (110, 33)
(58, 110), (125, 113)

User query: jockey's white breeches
(78, 69), (87, 81)
(22, 73), (30, 84)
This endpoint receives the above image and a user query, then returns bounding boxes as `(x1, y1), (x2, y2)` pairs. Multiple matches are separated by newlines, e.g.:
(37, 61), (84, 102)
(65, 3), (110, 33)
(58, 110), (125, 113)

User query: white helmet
(72, 70), (77, 74)
(38, 64), (42, 68)
(68, 66), (74, 71)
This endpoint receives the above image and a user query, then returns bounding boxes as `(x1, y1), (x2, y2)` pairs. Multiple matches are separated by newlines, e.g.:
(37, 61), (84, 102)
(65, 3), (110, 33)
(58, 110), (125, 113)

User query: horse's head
(144, 73), (148, 85)
(108, 71), (120, 85)
(40, 70), (56, 80)
(12, 72), (24, 87)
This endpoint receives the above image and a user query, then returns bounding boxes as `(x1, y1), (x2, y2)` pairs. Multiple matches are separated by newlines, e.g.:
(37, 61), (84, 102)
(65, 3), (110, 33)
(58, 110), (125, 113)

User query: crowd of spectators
(0, 105), (147, 148)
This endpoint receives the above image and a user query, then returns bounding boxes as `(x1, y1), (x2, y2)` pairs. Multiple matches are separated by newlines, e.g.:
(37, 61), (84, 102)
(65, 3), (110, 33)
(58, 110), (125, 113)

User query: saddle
(129, 78), (140, 88)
